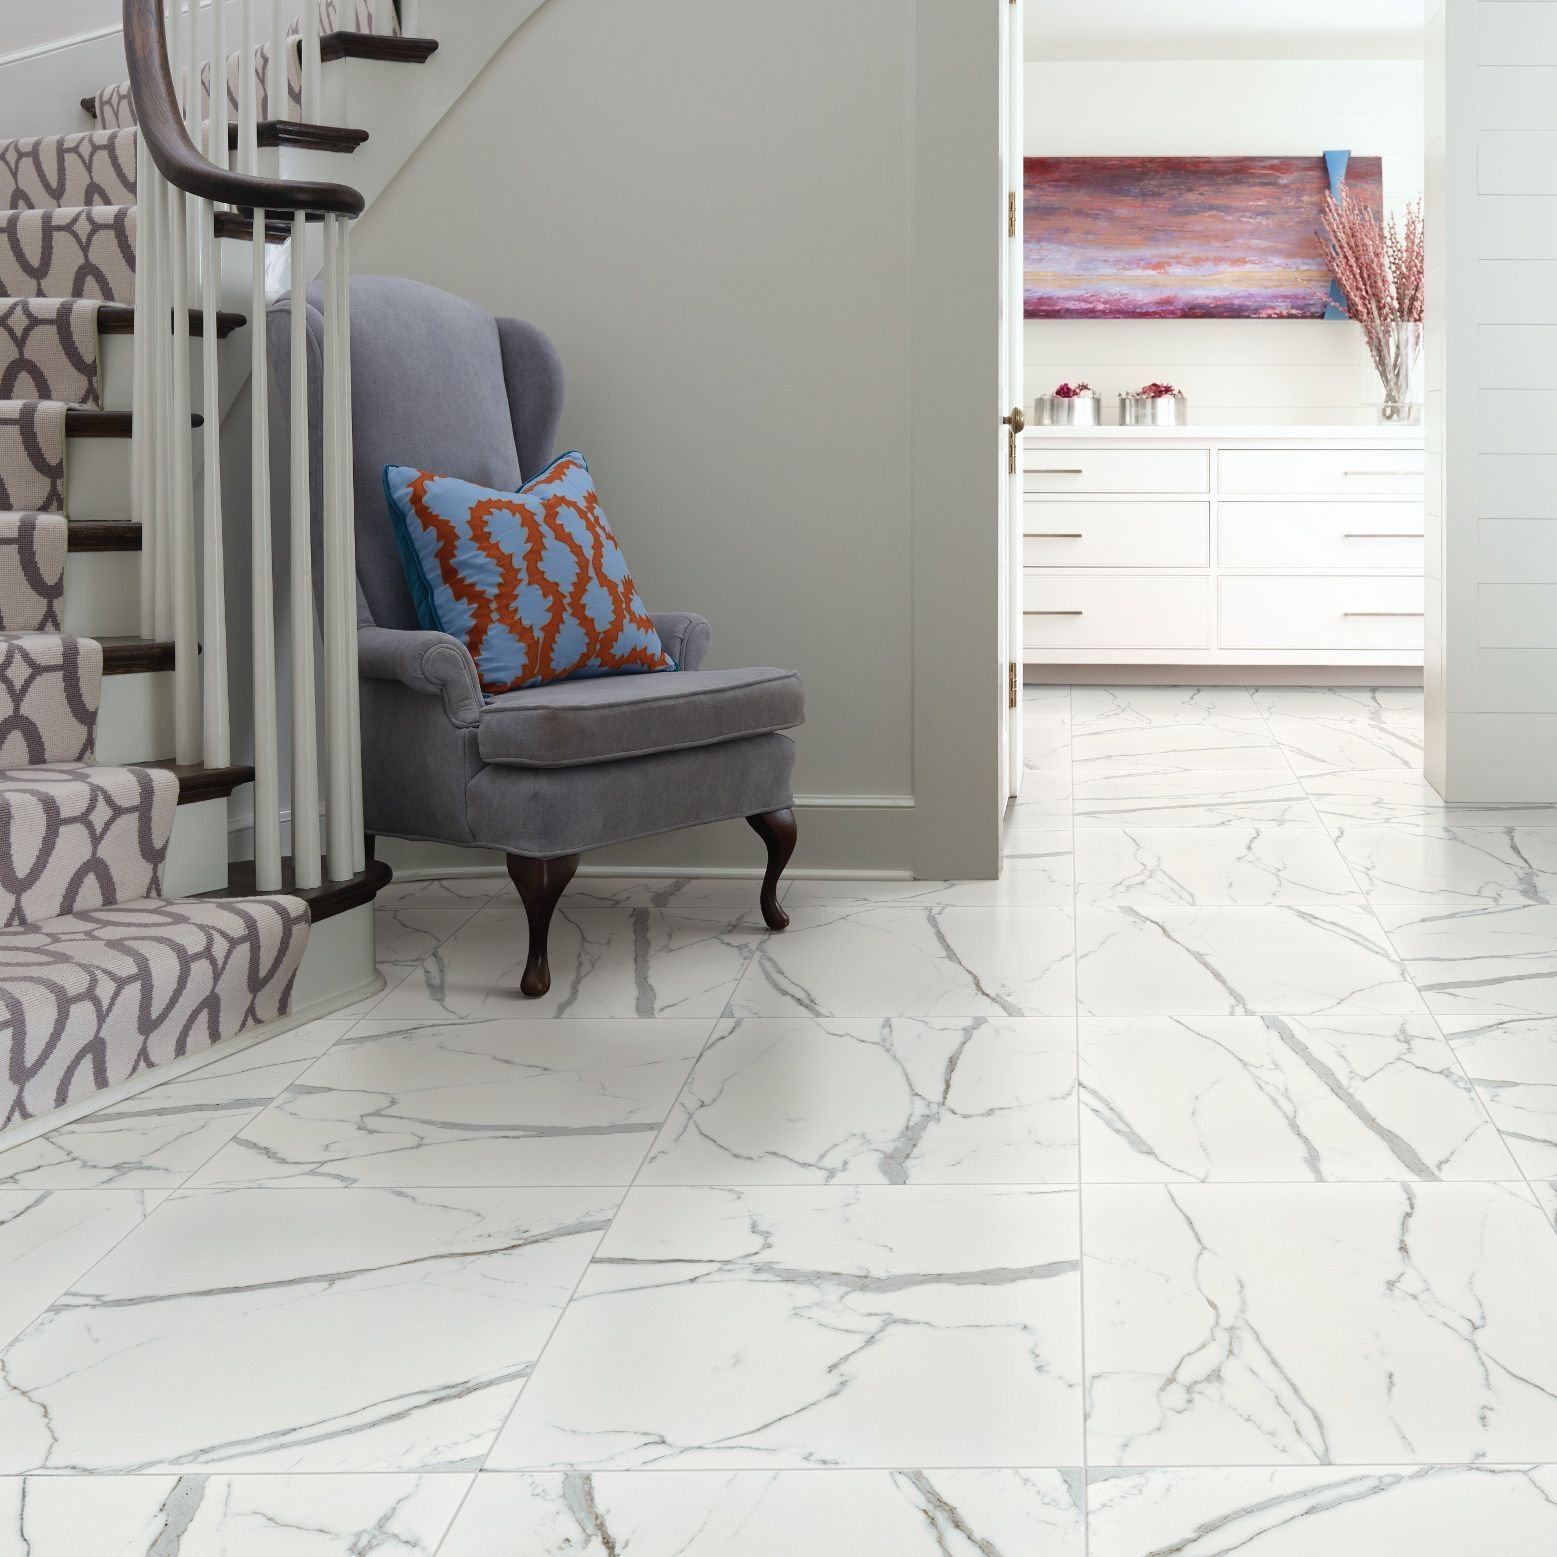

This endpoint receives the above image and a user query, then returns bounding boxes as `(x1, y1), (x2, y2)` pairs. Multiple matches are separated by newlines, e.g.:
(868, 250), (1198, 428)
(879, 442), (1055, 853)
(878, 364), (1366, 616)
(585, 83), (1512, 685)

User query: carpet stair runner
(0, 64), (313, 1138)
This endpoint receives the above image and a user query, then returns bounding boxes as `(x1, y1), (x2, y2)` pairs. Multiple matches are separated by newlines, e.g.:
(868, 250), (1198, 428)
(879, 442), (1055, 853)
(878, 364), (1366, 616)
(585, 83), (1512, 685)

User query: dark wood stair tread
(98, 305), (245, 339)
(211, 856), (392, 922)
(101, 638), (174, 674)
(230, 120), (370, 153)
(319, 32), (439, 64)
(145, 759), (255, 804)
(66, 410), (204, 437)
(67, 522), (140, 552)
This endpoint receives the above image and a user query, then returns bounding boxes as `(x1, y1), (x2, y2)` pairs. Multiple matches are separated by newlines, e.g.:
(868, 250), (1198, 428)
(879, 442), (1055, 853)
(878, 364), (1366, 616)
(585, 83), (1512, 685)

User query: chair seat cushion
(383, 452), (676, 695)
(477, 666), (804, 768)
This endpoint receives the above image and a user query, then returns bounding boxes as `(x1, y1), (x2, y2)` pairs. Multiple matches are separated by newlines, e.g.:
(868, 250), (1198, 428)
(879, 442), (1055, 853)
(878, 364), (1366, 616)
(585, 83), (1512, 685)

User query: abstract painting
(1023, 155), (1383, 320)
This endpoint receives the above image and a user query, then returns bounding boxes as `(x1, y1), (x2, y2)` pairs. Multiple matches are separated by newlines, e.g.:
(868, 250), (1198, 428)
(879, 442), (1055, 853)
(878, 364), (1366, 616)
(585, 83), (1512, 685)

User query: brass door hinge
(1008, 661), (1018, 708)
(1008, 191), (1017, 238)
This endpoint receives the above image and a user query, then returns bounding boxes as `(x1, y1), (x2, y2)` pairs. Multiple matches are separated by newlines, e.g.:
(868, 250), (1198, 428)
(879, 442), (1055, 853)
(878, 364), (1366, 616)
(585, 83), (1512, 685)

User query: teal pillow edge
(382, 463), (451, 638)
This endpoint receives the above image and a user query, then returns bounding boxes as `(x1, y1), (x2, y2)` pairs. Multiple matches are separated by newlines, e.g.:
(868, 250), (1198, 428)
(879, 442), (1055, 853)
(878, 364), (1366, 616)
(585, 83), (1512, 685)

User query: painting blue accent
(1323, 149), (1350, 320)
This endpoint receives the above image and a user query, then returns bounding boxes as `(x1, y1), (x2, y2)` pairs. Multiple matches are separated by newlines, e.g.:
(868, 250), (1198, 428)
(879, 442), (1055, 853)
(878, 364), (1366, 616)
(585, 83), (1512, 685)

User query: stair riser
(94, 668), (173, 764)
(164, 793), (234, 898)
(61, 550), (139, 636)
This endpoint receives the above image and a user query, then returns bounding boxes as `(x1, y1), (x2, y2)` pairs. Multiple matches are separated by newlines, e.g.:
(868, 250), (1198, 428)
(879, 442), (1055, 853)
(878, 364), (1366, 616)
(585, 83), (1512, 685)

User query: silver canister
(1032, 393), (1100, 427)
(1118, 393), (1187, 427)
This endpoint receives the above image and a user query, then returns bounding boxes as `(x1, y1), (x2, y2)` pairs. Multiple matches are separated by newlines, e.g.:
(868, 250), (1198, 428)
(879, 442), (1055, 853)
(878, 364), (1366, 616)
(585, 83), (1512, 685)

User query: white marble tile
(0, 1191), (163, 1349)
(1302, 769), (1557, 830)
(729, 905), (1076, 1019)
(373, 906), (763, 1021)
(1440, 1015), (1557, 1178)
(787, 853), (1073, 910)
(1252, 686), (1426, 724)
(1084, 1181), (1557, 1465)
(1071, 722), (1289, 779)
(1331, 825), (1557, 906)
(1379, 904), (1557, 1016)
(488, 1185), (1083, 1469)
(0, 1185), (615, 1473)
(1074, 827), (1362, 907)
(374, 906), (489, 968)
(1267, 719), (1426, 774)
(0, 1473), (471, 1556)
(1079, 1016), (1515, 1183)
(561, 877), (788, 912)
(1077, 907), (1425, 1016)
(1070, 686), (1262, 730)
(1007, 770), (1073, 831)
(1023, 723), (1072, 772)
(438, 1469), (1085, 1557)
(1086, 1465), (1557, 1557)
(640, 1016), (1078, 1185)
(375, 875), (509, 911)
(0, 1021), (354, 1189)
(187, 1018), (711, 1189)
(1072, 770), (1320, 829)
(1022, 684), (1072, 725)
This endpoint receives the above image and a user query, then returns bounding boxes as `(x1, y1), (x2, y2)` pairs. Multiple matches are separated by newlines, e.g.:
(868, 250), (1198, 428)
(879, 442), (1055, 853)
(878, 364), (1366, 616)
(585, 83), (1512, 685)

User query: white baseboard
(1027, 665), (1426, 688)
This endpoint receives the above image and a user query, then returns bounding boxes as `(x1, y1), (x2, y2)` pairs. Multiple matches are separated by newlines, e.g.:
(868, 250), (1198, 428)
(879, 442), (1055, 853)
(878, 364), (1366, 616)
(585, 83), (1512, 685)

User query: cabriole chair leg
(505, 851), (581, 997)
(746, 808), (797, 931)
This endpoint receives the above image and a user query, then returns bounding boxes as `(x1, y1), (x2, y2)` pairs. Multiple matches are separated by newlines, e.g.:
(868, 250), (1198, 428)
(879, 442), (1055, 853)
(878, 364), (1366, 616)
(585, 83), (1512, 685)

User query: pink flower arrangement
(1321, 190), (1425, 409)
(1136, 382), (1179, 399)
(1052, 381), (1093, 399)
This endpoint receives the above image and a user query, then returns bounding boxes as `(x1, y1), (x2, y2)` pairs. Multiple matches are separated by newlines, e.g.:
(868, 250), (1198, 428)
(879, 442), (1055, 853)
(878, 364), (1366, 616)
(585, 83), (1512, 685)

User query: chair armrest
(652, 612), (711, 672)
(357, 625), (484, 727)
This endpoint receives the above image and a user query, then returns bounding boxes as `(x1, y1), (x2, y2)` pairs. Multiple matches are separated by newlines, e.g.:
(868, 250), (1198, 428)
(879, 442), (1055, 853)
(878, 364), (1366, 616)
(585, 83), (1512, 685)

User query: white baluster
(251, 216), (284, 891)
(399, 0), (418, 37)
(200, 199), (230, 768)
(183, 0), (201, 147)
(135, 150), (159, 642)
(237, 0), (256, 174)
(168, 0), (186, 119)
(322, 214), (353, 881)
(270, 0), (288, 124)
(339, 216), (364, 873)
(289, 213), (322, 888)
(210, 0), (229, 171)
(301, 0), (321, 123)
(167, 182), (200, 763)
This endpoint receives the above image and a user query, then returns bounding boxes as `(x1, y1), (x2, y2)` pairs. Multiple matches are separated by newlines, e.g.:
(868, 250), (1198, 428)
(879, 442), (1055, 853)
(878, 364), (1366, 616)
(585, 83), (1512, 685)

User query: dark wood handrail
(123, 0), (366, 217)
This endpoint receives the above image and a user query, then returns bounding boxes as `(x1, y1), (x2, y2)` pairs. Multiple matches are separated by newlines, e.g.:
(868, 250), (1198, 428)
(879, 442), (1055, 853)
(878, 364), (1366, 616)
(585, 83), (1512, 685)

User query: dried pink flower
(1321, 190), (1425, 403)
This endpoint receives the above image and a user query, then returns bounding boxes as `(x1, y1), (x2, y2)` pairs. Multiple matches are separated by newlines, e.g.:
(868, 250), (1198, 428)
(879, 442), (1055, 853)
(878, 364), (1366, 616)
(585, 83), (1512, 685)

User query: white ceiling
(1027, 0), (1425, 61)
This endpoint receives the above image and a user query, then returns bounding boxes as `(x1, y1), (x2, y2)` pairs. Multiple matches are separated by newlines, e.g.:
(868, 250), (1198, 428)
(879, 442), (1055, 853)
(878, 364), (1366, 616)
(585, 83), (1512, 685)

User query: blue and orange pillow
(383, 453), (676, 696)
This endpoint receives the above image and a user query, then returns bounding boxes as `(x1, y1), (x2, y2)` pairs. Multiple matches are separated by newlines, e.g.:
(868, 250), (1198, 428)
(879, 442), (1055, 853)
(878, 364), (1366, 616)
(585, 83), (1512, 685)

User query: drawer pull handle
(1343, 611), (1424, 617)
(1033, 532), (1084, 539)
(1344, 532), (1426, 539)
(1033, 467), (1085, 475)
(1342, 469), (1421, 477)
(1033, 610), (1085, 616)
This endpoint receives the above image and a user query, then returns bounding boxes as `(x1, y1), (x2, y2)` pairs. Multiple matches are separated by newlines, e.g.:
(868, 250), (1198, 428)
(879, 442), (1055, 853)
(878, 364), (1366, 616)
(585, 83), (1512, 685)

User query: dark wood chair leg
(505, 852), (581, 997)
(746, 808), (797, 930)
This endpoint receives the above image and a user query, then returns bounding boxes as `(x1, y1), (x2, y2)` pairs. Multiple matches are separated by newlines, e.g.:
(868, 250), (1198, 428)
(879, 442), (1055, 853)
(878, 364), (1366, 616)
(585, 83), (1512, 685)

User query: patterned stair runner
(0, 763), (179, 926)
(0, 38), (318, 1140)
(0, 894), (310, 1130)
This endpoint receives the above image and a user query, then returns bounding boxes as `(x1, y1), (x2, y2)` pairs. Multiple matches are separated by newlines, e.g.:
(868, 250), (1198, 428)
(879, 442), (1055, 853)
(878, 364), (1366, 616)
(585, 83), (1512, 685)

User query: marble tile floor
(8, 683), (1557, 1553)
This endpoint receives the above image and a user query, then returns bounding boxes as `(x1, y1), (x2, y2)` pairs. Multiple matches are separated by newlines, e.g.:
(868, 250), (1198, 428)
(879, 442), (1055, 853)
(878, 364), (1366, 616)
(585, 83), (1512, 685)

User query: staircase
(0, 0), (464, 1146)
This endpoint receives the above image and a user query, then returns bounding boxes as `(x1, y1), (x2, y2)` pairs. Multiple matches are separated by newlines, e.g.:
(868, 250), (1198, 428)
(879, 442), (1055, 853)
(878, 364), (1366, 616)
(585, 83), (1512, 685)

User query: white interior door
(998, 0), (1026, 803)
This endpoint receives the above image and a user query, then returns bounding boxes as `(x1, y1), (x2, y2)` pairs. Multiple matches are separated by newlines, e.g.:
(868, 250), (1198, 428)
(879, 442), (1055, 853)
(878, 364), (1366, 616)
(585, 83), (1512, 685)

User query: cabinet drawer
(1023, 501), (1209, 568)
(1219, 447), (1424, 495)
(1024, 447), (1209, 494)
(1219, 501), (1425, 569)
(1024, 573), (1209, 649)
(1220, 575), (1424, 651)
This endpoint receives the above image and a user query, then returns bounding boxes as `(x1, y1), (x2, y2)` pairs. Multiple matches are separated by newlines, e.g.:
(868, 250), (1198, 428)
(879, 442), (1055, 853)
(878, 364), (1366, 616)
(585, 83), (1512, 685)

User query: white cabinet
(1023, 427), (1424, 669)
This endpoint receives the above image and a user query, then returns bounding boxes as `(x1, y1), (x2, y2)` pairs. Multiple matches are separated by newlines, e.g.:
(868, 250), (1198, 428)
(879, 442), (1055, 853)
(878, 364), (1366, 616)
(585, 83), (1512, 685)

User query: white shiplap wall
(1025, 59), (1425, 424)
(1426, 0), (1557, 799)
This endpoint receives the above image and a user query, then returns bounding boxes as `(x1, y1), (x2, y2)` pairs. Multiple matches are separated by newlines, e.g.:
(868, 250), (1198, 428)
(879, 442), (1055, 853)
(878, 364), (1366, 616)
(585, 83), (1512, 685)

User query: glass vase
(1377, 321), (1423, 425)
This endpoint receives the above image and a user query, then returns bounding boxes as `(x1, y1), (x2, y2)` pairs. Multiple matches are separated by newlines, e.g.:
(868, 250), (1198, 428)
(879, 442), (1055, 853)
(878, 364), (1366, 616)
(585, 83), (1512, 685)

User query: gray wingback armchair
(268, 277), (804, 996)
